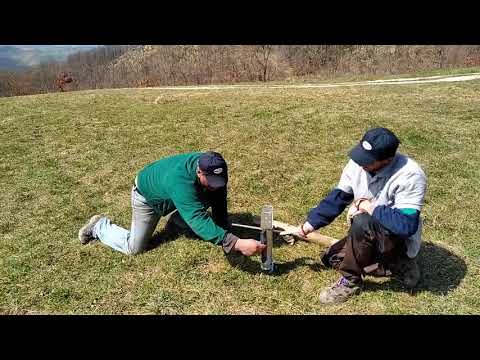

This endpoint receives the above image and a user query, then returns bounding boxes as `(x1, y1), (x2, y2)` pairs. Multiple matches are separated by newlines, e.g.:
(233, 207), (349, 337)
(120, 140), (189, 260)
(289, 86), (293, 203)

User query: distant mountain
(0, 46), (27, 70)
(0, 45), (100, 71)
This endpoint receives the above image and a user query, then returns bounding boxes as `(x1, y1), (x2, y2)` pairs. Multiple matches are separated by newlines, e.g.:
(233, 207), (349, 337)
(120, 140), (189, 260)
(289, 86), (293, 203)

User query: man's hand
(298, 221), (314, 239)
(279, 221), (314, 239)
(234, 239), (266, 256)
(356, 199), (374, 215)
(347, 204), (363, 223)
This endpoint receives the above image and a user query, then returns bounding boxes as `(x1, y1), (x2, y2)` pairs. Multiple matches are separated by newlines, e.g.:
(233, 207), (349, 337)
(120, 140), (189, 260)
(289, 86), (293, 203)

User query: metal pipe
(260, 205), (274, 273)
(231, 223), (263, 231)
(231, 222), (284, 234)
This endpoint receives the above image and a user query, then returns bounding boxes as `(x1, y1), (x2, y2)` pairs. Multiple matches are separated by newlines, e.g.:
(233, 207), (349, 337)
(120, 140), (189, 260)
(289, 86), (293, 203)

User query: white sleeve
(337, 160), (354, 194)
(393, 173), (427, 211)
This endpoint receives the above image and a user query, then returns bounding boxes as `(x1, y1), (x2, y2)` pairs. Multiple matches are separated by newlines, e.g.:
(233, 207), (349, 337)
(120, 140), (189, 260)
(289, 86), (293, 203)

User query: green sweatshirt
(136, 152), (229, 244)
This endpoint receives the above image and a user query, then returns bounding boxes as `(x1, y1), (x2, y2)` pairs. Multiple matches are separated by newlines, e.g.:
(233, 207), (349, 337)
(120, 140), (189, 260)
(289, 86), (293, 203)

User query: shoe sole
(78, 215), (102, 244)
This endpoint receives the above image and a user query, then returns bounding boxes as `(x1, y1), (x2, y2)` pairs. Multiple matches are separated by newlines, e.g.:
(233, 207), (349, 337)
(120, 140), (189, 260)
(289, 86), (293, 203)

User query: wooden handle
(302, 231), (338, 247)
(252, 216), (339, 247)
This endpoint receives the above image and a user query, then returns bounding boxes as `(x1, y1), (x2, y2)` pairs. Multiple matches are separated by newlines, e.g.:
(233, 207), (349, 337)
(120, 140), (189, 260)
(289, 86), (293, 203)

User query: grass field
(1, 77), (480, 314)
(242, 66), (480, 85)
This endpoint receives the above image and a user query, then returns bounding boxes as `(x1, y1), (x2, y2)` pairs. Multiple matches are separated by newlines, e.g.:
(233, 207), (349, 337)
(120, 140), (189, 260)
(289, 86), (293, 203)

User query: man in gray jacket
(297, 128), (427, 304)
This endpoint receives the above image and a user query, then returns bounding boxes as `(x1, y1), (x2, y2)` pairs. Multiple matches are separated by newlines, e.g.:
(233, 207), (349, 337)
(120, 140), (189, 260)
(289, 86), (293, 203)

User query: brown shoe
(319, 277), (362, 304)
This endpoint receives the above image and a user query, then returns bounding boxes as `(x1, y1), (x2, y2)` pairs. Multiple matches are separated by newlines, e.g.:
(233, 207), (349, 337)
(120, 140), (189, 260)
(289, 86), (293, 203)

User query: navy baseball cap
(348, 128), (400, 166)
(198, 151), (228, 188)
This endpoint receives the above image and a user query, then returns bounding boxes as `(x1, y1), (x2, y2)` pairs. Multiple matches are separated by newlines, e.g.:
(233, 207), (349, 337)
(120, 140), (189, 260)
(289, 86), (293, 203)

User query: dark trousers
(321, 213), (407, 283)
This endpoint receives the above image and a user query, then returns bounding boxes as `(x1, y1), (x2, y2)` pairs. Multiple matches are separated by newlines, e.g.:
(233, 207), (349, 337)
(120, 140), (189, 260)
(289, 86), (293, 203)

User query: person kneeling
(78, 151), (265, 257)
(298, 128), (427, 304)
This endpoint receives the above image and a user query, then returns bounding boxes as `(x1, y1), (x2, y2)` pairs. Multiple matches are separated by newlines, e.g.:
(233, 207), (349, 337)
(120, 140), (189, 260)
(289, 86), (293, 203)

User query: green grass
(262, 66), (480, 85)
(176, 67), (480, 87)
(1, 77), (480, 314)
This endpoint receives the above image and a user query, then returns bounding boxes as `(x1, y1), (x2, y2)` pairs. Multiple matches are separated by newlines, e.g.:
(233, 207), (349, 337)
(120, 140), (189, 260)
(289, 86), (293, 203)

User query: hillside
(1, 76), (479, 314)
(3, 45), (480, 97)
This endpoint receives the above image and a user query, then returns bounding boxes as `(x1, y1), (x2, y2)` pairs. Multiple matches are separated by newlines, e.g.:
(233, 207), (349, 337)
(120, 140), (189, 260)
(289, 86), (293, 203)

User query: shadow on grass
(147, 211), (317, 275)
(147, 213), (466, 295)
(224, 253), (325, 276)
(363, 242), (467, 296)
(224, 212), (327, 276)
(147, 211), (293, 251)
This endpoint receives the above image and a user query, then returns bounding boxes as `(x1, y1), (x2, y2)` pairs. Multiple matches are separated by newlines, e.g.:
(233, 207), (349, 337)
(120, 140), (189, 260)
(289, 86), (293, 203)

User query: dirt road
(139, 72), (480, 91)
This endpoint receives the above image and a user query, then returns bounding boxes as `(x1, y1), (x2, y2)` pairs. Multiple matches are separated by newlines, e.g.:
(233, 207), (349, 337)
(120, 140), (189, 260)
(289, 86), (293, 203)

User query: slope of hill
(1, 78), (479, 314)
(2, 45), (480, 98)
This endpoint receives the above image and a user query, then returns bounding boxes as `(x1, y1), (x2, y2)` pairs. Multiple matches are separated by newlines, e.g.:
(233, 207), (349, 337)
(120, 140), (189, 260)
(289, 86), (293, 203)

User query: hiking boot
(389, 256), (420, 289)
(78, 215), (103, 244)
(319, 276), (362, 304)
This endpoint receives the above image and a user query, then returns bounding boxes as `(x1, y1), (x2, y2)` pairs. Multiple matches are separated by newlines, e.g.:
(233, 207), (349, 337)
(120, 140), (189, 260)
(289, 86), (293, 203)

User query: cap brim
(348, 143), (377, 166)
(206, 175), (227, 188)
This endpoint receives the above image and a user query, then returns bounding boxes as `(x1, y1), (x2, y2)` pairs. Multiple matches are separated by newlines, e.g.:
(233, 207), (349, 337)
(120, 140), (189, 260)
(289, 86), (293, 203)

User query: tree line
(1, 45), (480, 97)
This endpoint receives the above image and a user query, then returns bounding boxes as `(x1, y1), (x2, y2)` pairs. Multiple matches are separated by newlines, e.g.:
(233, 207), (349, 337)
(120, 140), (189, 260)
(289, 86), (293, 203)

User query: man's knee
(350, 212), (375, 236)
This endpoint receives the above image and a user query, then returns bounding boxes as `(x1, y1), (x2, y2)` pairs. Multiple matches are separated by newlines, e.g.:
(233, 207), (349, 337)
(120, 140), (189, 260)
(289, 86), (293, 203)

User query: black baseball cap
(198, 151), (228, 188)
(348, 127), (400, 166)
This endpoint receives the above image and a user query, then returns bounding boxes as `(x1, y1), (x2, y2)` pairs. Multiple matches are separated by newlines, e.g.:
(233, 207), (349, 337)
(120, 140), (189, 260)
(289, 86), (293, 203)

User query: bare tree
(252, 45), (273, 81)
(3, 45), (480, 98)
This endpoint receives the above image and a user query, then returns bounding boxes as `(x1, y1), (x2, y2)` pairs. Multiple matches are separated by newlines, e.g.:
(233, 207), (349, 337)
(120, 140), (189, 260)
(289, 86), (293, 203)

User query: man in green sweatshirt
(78, 151), (265, 257)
